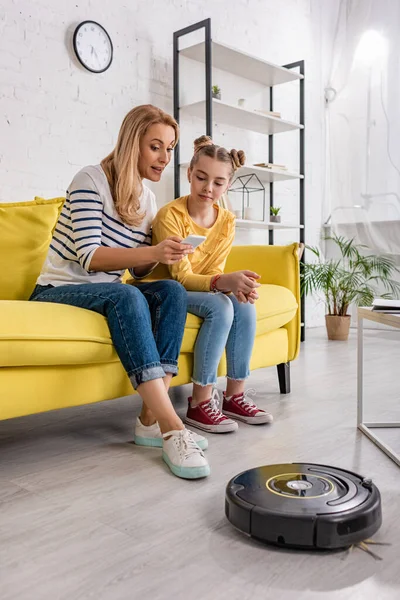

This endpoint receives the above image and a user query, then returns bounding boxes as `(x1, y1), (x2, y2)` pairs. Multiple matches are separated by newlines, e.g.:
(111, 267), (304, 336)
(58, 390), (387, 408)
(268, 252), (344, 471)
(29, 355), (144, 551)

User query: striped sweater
(37, 164), (156, 286)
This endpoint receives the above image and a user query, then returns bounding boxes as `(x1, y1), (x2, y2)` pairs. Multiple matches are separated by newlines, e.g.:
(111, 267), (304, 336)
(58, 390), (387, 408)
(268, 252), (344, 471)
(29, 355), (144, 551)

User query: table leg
(357, 313), (364, 427)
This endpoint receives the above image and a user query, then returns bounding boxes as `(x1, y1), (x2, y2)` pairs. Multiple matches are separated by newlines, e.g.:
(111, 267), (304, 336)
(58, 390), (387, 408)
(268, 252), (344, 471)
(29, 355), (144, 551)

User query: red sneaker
(222, 389), (273, 425)
(185, 389), (238, 433)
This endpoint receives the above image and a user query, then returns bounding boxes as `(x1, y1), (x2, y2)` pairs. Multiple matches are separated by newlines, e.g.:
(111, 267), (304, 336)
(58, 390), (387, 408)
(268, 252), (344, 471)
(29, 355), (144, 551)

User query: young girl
(29, 105), (210, 480)
(152, 136), (273, 433)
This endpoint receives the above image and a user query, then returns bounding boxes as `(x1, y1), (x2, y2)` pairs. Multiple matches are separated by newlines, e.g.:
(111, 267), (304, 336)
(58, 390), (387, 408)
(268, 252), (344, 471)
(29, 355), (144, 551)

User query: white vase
(244, 207), (256, 220)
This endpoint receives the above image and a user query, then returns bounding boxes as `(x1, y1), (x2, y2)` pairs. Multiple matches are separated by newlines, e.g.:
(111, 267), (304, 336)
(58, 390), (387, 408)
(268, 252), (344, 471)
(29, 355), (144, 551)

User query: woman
(30, 106), (210, 480)
(152, 136), (273, 434)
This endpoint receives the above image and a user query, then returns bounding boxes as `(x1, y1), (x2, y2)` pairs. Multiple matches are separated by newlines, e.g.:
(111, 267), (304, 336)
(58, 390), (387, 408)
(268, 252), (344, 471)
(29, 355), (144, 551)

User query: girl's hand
(236, 291), (248, 304)
(153, 237), (193, 264)
(217, 270), (260, 301)
(236, 288), (259, 304)
(246, 287), (260, 304)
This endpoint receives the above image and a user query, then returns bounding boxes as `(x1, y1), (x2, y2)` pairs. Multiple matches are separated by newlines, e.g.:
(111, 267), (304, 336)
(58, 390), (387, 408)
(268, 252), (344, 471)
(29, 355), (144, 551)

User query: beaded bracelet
(210, 274), (221, 292)
(210, 274), (231, 294)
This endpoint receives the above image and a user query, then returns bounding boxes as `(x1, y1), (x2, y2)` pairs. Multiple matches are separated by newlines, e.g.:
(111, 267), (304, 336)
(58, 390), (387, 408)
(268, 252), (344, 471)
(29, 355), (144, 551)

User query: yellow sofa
(0, 197), (300, 421)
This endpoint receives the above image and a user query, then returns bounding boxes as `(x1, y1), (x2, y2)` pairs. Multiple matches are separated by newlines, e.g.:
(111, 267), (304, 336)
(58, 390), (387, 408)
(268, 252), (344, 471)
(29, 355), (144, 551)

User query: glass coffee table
(357, 307), (400, 466)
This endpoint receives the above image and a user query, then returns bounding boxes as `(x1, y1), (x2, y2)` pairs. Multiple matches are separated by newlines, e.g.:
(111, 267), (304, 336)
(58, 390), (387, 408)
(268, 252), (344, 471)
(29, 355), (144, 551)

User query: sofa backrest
(0, 197), (64, 300)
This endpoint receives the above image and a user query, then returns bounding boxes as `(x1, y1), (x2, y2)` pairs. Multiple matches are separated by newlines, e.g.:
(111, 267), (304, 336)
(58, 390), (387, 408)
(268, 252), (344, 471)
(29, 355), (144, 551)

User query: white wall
(0, 0), (332, 326)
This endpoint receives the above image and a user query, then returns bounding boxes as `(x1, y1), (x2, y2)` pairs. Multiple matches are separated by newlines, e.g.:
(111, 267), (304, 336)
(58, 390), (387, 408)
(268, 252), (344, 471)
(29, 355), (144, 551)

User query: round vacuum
(225, 463), (382, 550)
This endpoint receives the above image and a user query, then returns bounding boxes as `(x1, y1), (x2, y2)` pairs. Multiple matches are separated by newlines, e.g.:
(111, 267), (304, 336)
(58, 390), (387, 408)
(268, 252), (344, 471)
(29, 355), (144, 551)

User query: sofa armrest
(225, 243), (301, 361)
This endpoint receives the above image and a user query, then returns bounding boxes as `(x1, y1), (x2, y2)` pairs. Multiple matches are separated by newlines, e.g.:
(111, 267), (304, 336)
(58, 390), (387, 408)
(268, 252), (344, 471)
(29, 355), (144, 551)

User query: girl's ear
(187, 167), (192, 183)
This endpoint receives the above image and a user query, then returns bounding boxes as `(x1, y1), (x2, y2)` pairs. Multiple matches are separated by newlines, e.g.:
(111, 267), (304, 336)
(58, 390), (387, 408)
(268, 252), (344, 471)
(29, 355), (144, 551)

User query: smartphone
(181, 234), (207, 248)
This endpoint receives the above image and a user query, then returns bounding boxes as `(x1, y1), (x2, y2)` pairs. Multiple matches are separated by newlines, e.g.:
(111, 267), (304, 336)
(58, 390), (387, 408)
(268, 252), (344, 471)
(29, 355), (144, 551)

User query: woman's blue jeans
(30, 281), (187, 389)
(187, 291), (256, 386)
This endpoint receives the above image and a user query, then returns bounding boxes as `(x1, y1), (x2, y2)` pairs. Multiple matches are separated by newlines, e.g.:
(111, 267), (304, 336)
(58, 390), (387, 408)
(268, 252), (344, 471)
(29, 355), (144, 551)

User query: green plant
(270, 206), (281, 216)
(301, 234), (400, 316)
(212, 85), (221, 95)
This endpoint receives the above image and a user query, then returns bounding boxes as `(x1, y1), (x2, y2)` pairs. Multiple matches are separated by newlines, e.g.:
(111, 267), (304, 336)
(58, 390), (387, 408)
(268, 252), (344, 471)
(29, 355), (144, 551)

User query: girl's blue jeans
(187, 291), (256, 386)
(30, 281), (187, 390)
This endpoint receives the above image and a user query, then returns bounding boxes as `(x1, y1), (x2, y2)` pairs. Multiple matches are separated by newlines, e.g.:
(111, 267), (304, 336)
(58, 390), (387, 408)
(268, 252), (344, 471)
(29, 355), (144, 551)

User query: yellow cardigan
(150, 196), (236, 292)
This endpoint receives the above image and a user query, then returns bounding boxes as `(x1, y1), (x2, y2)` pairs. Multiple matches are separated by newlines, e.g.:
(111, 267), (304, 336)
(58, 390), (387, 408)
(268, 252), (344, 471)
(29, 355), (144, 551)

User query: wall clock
(73, 20), (113, 73)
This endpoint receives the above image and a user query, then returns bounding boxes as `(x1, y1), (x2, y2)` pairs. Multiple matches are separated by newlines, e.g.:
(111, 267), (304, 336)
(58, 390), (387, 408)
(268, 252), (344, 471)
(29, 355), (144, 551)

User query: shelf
(235, 165), (303, 183)
(235, 219), (304, 230)
(180, 41), (303, 86)
(180, 99), (302, 135)
(175, 20), (305, 335)
(180, 162), (303, 183)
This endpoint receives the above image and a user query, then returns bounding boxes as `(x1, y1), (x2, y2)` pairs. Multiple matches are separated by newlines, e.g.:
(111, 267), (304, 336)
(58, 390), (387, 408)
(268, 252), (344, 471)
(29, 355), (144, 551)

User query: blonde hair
(190, 135), (245, 180)
(189, 136), (245, 209)
(101, 105), (179, 226)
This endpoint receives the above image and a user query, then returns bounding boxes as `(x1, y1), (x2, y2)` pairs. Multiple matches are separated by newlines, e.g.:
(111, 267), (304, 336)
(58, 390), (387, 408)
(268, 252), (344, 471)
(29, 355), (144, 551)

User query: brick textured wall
(0, 0), (330, 325)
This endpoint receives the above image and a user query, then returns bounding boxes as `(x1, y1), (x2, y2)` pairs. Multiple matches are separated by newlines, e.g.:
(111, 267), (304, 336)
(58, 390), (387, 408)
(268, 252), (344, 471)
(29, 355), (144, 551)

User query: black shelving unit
(173, 19), (305, 340)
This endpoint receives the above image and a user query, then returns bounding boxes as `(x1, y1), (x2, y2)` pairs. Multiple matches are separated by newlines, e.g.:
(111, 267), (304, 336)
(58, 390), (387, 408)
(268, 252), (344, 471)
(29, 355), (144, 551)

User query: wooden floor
(1, 328), (399, 600)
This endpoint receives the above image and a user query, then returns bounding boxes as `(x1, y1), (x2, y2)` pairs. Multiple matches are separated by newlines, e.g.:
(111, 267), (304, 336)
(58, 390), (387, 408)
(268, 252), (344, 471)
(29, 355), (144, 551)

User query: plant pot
(270, 215), (281, 223)
(212, 92), (221, 100)
(325, 315), (351, 341)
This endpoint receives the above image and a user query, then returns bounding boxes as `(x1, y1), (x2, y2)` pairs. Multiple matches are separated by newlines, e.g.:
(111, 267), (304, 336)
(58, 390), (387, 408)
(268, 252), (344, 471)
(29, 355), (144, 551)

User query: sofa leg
(277, 362), (291, 394)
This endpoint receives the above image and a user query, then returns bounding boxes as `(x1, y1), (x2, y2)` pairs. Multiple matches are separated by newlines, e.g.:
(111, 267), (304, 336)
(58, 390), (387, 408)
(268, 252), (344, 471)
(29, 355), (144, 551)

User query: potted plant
(270, 206), (281, 223)
(301, 235), (400, 340)
(212, 85), (221, 100)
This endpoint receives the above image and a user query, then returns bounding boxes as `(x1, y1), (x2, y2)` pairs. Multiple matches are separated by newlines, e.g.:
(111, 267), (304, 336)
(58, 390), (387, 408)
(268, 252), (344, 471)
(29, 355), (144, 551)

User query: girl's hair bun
(189, 136), (245, 178)
(193, 135), (214, 153)
(229, 149), (246, 171)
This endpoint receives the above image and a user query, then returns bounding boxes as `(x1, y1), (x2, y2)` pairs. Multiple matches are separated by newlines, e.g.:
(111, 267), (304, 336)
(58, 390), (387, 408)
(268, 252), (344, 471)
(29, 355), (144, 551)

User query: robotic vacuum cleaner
(225, 463), (382, 550)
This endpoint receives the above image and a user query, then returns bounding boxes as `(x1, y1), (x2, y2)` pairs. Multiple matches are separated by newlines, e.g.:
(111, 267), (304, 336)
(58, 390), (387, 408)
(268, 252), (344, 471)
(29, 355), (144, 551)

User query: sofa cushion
(0, 299), (199, 367)
(0, 284), (297, 368)
(0, 300), (117, 367)
(0, 197), (64, 301)
(183, 284), (297, 347)
(255, 284), (298, 335)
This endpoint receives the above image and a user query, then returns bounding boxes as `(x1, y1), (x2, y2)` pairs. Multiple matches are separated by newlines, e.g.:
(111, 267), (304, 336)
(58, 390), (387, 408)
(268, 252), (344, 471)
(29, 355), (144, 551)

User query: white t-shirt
(38, 165), (157, 286)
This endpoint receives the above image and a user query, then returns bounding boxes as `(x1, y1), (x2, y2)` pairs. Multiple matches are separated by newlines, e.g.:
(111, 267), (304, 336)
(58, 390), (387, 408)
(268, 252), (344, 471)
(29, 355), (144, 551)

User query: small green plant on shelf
(269, 206), (281, 222)
(212, 85), (221, 100)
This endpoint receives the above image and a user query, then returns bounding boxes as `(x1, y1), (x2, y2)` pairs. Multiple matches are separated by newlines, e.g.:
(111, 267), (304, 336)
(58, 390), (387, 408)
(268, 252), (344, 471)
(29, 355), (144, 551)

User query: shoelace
(204, 390), (225, 422)
(236, 388), (259, 413)
(175, 429), (203, 459)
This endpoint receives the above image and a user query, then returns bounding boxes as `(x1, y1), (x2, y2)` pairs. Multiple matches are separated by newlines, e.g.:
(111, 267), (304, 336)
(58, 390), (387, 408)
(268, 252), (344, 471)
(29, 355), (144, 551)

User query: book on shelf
(253, 162), (288, 170)
(254, 109), (282, 118)
(371, 298), (400, 313)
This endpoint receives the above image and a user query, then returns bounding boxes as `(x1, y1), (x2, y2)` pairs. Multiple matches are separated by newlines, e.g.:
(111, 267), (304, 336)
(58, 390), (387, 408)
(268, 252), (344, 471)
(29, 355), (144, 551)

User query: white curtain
(325, 0), (400, 261)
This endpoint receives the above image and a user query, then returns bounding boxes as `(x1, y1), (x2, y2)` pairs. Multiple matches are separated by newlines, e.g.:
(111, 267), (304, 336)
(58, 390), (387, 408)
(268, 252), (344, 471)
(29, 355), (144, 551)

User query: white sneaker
(162, 428), (211, 479)
(134, 417), (208, 450)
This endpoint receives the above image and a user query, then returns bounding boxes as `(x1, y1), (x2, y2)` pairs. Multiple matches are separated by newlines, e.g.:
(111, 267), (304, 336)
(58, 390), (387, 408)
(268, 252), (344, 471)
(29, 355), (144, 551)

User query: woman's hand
(217, 271), (261, 302)
(153, 236), (193, 265)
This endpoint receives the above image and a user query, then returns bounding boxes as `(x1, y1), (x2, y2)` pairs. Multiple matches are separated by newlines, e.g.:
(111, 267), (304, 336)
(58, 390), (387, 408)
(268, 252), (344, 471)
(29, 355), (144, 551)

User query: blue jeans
(30, 281), (187, 389)
(187, 292), (256, 386)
